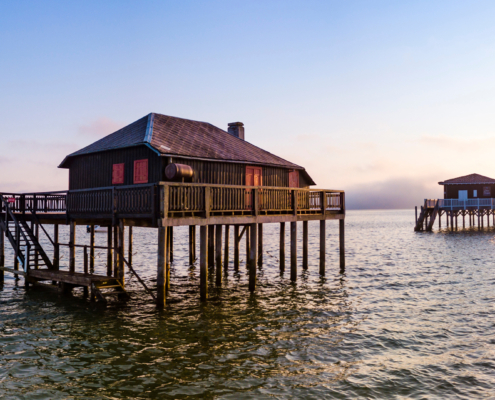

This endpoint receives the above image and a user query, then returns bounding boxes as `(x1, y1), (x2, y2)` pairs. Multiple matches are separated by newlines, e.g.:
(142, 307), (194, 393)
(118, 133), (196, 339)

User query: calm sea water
(0, 210), (494, 399)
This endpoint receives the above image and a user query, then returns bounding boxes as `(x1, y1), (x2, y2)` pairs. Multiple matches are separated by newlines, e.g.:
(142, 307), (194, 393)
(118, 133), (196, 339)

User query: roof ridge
(144, 113), (154, 143)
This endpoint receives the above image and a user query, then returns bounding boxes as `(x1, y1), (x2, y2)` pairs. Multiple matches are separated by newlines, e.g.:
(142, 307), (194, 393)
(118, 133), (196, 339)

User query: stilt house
(439, 173), (495, 200)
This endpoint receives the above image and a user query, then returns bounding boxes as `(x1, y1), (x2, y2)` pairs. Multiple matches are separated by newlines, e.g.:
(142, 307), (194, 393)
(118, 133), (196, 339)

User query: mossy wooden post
(157, 226), (167, 308)
(258, 223), (263, 268)
(234, 225), (240, 271)
(128, 226), (133, 268)
(69, 221), (76, 273)
(189, 225), (195, 265)
(107, 227), (113, 276)
(0, 226), (4, 283)
(224, 225), (230, 273)
(280, 222), (285, 273)
(118, 220), (125, 286)
(339, 219), (345, 272)
(169, 226), (174, 262)
(166, 227), (171, 291)
(200, 225), (208, 301)
(249, 223), (257, 292)
(53, 224), (59, 270)
(215, 224), (222, 286)
(319, 220), (326, 275)
(302, 221), (308, 269)
(90, 225), (95, 274)
(290, 221), (297, 281)
(208, 225), (215, 269)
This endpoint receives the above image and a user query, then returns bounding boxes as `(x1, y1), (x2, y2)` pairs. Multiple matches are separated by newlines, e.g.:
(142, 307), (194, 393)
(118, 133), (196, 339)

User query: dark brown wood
(234, 225), (240, 271)
(249, 223), (257, 292)
(169, 226), (174, 262)
(246, 225), (250, 267)
(0, 226), (4, 283)
(339, 219), (345, 272)
(215, 224), (222, 286)
(35, 223), (39, 269)
(208, 225), (215, 269)
(157, 226), (167, 307)
(28, 269), (115, 286)
(107, 227), (113, 276)
(53, 224), (59, 270)
(118, 220), (125, 286)
(302, 220), (308, 269)
(113, 225), (119, 277)
(166, 226), (170, 292)
(84, 246), (88, 275)
(69, 221), (76, 273)
(224, 225), (230, 272)
(90, 225), (95, 274)
(200, 225), (208, 301)
(290, 221), (297, 281)
(258, 223), (263, 268)
(319, 220), (325, 275)
(280, 222), (285, 272)
(128, 226), (133, 268)
(189, 225), (195, 265)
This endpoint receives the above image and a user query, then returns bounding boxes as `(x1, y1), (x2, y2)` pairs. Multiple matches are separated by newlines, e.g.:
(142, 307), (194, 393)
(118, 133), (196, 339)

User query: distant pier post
(339, 219), (345, 272)
(280, 222), (285, 273)
(215, 224), (222, 286)
(69, 221), (76, 273)
(200, 225), (208, 301)
(249, 223), (257, 292)
(302, 221), (308, 270)
(290, 221), (297, 282)
(224, 225), (230, 273)
(319, 220), (325, 275)
(157, 226), (167, 307)
(0, 226), (4, 283)
(415, 206), (418, 226)
(53, 224), (59, 270)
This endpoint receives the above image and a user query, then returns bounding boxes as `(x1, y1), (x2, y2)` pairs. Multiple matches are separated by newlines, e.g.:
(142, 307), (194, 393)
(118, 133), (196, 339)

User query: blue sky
(1, 1), (495, 208)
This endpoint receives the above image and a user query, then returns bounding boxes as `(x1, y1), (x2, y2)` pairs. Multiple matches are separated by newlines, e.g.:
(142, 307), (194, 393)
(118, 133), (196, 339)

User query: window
(289, 170), (299, 188)
(473, 189), (478, 198)
(134, 159), (149, 184)
(483, 186), (491, 196)
(112, 163), (125, 185)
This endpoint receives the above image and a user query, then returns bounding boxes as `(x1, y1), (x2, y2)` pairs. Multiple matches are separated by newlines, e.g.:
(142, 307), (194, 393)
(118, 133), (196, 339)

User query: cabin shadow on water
(0, 113), (345, 307)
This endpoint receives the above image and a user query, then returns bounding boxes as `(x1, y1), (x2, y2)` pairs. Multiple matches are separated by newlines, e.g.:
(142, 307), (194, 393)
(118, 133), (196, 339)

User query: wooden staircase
(414, 200), (439, 232)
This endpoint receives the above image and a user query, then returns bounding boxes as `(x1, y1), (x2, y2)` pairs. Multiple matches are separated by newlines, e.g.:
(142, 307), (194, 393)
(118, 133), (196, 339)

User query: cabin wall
(68, 146), (161, 190)
(444, 184), (495, 199)
(171, 158), (301, 188)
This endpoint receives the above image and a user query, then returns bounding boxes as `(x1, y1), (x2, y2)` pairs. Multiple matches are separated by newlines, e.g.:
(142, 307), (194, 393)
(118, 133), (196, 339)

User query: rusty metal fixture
(165, 163), (194, 181)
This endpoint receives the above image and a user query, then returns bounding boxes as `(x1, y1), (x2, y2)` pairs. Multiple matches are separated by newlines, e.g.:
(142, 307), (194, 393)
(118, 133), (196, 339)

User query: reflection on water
(0, 210), (494, 399)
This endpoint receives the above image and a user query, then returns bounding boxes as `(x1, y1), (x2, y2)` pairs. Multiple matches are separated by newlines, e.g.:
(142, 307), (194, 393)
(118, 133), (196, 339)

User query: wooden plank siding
(68, 146), (161, 190)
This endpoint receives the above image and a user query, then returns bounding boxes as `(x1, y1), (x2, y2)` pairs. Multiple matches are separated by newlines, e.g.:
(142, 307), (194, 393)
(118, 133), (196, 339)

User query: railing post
(340, 192), (346, 214)
(33, 194), (37, 213)
(292, 190), (298, 216)
(205, 187), (211, 219)
(253, 189), (259, 216)
(321, 191), (325, 215)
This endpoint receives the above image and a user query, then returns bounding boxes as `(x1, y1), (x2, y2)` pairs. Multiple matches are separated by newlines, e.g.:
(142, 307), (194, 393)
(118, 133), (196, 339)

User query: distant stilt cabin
(0, 112), (345, 308)
(414, 173), (495, 232)
(58, 113), (316, 190)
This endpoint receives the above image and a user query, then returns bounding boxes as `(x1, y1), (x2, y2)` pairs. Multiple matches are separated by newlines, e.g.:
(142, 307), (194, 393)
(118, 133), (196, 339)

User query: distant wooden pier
(0, 113), (345, 307)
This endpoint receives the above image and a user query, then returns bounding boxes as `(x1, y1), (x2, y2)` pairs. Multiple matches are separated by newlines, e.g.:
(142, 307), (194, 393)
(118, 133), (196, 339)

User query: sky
(1, 0), (495, 209)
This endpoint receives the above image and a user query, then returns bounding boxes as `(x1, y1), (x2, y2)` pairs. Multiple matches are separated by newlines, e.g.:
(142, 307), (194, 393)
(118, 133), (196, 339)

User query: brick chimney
(228, 122), (244, 140)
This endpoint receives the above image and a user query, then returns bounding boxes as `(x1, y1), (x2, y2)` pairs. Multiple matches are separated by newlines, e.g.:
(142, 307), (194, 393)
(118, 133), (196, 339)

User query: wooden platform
(28, 269), (117, 287)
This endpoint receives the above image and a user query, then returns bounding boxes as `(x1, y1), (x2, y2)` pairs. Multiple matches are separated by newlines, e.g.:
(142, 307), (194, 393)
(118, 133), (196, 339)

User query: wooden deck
(28, 269), (116, 287)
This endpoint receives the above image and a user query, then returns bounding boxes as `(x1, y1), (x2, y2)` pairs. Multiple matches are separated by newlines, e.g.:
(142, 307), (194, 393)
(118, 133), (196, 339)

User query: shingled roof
(59, 113), (305, 172)
(438, 173), (495, 185)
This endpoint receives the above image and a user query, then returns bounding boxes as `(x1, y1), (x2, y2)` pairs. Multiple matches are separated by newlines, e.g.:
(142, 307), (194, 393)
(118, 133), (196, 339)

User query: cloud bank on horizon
(1, 1), (494, 209)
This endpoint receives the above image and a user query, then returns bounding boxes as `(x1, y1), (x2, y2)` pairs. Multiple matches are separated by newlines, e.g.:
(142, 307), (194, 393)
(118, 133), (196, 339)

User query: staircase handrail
(26, 206), (55, 246)
(0, 195), (30, 245)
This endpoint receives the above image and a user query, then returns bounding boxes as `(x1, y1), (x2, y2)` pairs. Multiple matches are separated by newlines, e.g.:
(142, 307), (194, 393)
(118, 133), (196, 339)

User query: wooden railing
(427, 198), (495, 210)
(2, 183), (344, 222)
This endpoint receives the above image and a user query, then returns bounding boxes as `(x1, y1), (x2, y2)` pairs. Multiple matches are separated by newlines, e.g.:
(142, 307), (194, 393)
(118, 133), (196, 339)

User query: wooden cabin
(1, 112), (345, 308)
(59, 113), (315, 190)
(439, 173), (495, 200)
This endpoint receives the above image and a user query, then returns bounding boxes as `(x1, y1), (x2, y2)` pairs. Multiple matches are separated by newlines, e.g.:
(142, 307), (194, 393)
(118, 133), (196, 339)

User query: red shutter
(112, 163), (125, 185)
(134, 159), (149, 184)
(289, 170), (299, 188)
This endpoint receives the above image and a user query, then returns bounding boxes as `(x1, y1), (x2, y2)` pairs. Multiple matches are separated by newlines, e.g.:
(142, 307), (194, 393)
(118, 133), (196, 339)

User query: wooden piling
(128, 226), (133, 268)
(35, 223), (39, 269)
(280, 222), (285, 273)
(339, 219), (345, 271)
(53, 224), (59, 270)
(189, 225), (195, 265)
(302, 221), (308, 269)
(90, 225), (95, 274)
(169, 226), (174, 263)
(478, 212), (481, 229)
(415, 206), (418, 226)
(113, 225), (118, 277)
(157, 226), (167, 307)
(290, 221), (297, 281)
(107, 227), (113, 276)
(224, 225), (230, 272)
(0, 226), (4, 283)
(166, 227), (171, 291)
(439, 212), (441, 229)
(234, 225), (240, 271)
(118, 220), (125, 286)
(249, 223), (257, 292)
(208, 225), (215, 269)
(215, 224), (222, 286)
(258, 223), (263, 268)
(246, 225), (251, 267)
(319, 220), (325, 275)
(69, 221), (76, 273)
(450, 212), (454, 231)
(200, 225), (208, 301)
(463, 212), (465, 229)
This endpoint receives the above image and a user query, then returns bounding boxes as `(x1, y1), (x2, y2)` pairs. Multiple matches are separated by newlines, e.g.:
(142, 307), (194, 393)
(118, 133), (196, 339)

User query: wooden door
(246, 166), (262, 209)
